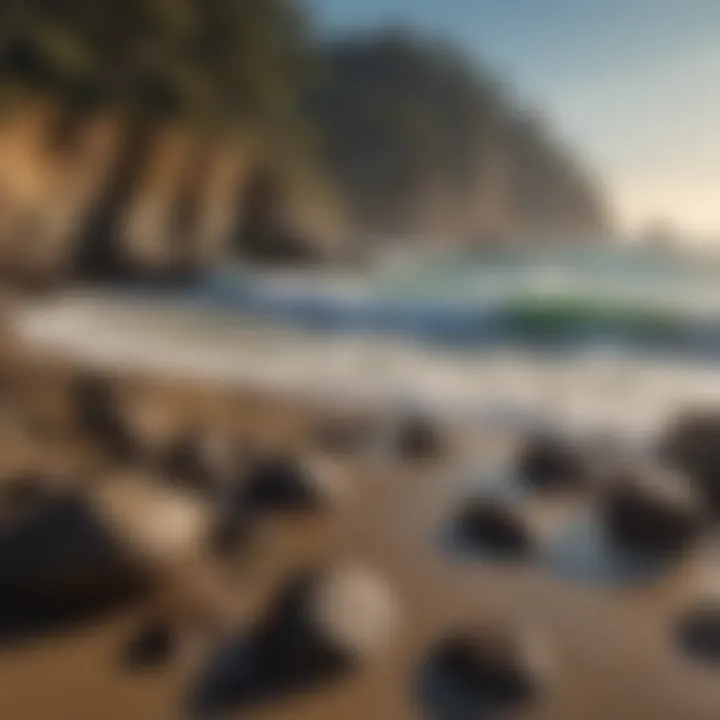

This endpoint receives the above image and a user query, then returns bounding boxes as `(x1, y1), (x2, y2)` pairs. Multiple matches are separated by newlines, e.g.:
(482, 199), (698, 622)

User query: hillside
(308, 31), (611, 244)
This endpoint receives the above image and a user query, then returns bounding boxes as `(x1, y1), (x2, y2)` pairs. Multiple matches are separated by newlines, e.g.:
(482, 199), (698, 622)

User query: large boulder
(259, 565), (399, 670)
(659, 410), (720, 511)
(0, 493), (150, 626)
(421, 626), (553, 717)
(189, 565), (398, 714)
(598, 461), (705, 557)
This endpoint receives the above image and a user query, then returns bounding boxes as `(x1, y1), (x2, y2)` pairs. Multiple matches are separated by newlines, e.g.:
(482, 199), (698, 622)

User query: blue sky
(305, 0), (720, 237)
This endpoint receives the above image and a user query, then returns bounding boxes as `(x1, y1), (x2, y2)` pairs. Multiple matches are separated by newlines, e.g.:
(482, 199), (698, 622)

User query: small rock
(305, 565), (399, 662)
(242, 454), (346, 513)
(72, 372), (132, 458)
(395, 413), (446, 460)
(313, 413), (377, 456)
(162, 429), (243, 495)
(516, 432), (586, 492)
(121, 619), (176, 670)
(676, 602), (720, 665)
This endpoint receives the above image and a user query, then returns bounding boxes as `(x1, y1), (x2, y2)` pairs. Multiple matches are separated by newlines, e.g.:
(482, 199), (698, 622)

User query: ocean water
(194, 245), (720, 353)
(16, 244), (720, 439)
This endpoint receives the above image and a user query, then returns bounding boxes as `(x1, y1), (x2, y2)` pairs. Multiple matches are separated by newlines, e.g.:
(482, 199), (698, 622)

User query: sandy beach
(0, 295), (716, 719)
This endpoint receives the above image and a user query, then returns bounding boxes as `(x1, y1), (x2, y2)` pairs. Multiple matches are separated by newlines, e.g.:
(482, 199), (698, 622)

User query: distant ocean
(193, 244), (720, 354)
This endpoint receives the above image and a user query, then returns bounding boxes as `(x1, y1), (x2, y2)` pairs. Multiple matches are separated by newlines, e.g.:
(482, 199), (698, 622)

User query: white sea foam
(13, 289), (720, 443)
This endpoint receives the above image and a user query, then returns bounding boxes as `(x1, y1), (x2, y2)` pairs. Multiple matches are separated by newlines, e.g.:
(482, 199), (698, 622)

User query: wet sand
(0, 345), (717, 719)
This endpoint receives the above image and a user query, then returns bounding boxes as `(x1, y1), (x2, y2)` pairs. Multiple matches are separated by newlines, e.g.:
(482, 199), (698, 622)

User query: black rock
(0, 495), (150, 641)
(453, 499), (534, 560)
(599, 462), (704, 557)
(72, 372), (132, 459)
(252, 570), (359, 679)
(517, 432), (586, 492)
(420, 629), (551, 719)
(120, 619), (176, 670)
(189, 566), (397, 715)
(676, 603), (720, 665)
(395, 413), (446, 460)
(659, 410), (720, 511)
(242, 454), (341, 513)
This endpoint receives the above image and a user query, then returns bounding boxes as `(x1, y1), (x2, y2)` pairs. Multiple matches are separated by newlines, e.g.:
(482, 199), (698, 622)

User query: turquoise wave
(193, 249), (720, 352)
(499, 296), (691, 342)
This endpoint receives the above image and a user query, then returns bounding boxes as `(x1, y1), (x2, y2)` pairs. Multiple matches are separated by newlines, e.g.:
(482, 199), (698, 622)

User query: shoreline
(12, 290), (720, 443)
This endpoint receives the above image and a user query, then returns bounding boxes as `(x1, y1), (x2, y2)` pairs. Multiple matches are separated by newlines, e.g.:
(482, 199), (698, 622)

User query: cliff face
(0, 0), (331, 284)
(0, 79), (611, 289)
(0, 104), (343, 287)
(505, 115), (610, 241)
(307, 32), (612, 245)
(0, 108), (231, 285)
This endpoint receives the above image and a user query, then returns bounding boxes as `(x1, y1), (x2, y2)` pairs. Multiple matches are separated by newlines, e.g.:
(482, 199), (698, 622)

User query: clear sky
(304, 0), (720, 239)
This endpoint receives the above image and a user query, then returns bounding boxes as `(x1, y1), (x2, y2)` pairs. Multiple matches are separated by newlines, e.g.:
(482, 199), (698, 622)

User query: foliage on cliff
(0, 0), (312, 131)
